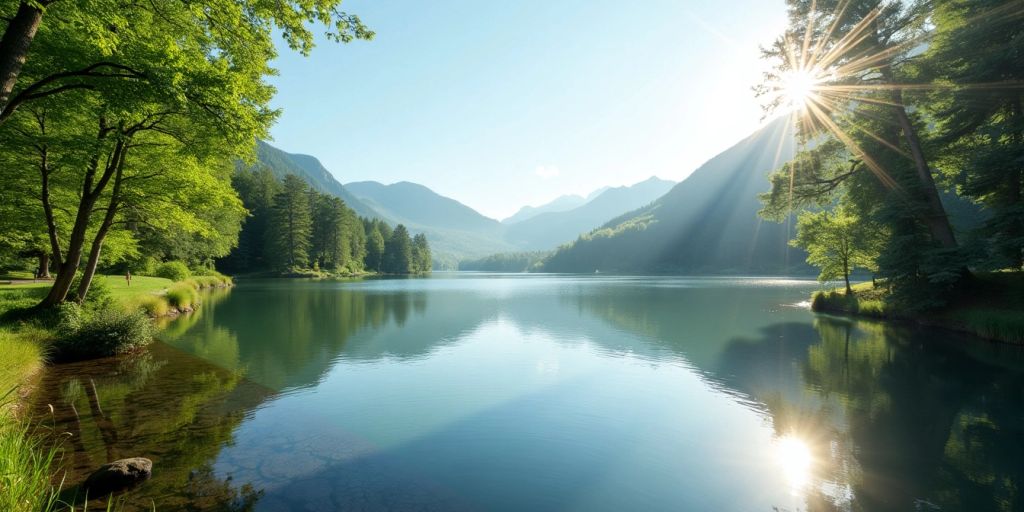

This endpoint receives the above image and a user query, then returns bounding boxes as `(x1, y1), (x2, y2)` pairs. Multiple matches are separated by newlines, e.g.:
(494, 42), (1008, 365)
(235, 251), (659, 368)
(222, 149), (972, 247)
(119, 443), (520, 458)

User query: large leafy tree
(924, 0), (1024, 270)
(0, 0), (372, 306)
(757, 0), (954, 247)
(758, 0), (967, 303)
(0, 0), (372, 125)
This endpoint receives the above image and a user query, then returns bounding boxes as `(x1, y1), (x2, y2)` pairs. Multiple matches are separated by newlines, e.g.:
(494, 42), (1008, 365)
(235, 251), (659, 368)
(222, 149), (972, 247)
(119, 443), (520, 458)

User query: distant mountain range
(501, 195), (587, 225)
(503, 177), (677, 251)
(541, 118), (806, 274)
(251, 140), (678, 264)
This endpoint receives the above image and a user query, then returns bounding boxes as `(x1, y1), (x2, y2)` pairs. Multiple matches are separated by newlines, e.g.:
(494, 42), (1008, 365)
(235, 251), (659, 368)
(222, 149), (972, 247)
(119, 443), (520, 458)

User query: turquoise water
(35, 275), (1024, 511)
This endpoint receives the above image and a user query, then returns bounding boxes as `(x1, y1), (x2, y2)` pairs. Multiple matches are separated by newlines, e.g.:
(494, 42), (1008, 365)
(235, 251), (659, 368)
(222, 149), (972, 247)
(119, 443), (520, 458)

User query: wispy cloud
(534, 165), (560, 179)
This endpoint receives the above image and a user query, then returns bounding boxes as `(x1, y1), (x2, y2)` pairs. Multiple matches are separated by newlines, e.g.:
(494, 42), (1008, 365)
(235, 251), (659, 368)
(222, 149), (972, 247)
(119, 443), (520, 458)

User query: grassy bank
(812, 273), (1024, 344)
(0, 273), (232, 510)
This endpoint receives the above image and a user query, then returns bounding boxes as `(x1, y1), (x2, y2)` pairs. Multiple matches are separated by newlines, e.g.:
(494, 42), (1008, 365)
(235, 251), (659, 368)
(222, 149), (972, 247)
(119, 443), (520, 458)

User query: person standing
(126, 270), (132, 287)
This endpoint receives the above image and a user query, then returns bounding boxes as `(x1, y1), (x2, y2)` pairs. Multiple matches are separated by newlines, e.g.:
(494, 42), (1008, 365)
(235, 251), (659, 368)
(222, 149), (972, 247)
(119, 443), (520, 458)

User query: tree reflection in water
(34, 343), (270, 511)
(722, 317), (1024, 512)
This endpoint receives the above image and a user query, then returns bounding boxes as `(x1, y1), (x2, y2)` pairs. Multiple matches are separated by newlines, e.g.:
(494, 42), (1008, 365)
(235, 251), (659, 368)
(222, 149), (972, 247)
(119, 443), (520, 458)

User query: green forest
(0, 0), (429, 309)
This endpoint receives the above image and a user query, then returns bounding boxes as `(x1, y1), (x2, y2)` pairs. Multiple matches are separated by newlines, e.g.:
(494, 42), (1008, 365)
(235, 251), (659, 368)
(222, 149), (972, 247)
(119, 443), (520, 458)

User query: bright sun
(780, 69), (820, 111)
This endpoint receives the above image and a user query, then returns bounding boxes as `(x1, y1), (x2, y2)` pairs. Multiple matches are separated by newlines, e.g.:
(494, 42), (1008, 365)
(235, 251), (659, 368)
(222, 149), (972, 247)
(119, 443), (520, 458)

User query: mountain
(346, 181), (501, 232)
(541, 118), (806, 274)
(345, 181), (516, 262)
(504, 177), (677, 251)
(502, 194), (587, 225)
(253, 140), (379, 218)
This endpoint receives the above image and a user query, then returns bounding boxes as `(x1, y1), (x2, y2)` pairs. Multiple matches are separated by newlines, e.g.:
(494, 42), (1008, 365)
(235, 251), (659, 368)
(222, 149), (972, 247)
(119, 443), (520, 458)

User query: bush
(68, 273), (113, 310)
(53, 307), (154, 361)
(155, 261), (191, 282)
(165, 283), (198, 310)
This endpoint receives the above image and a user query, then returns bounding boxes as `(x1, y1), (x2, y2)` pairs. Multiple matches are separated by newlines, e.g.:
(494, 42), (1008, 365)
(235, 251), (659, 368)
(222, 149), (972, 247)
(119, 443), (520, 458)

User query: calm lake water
(33, 274), (1024, 511)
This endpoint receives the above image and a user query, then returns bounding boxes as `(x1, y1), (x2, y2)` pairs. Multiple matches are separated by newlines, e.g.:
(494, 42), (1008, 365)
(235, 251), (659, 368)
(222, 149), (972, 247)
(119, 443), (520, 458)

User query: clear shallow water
(32, 274), (1024, 511)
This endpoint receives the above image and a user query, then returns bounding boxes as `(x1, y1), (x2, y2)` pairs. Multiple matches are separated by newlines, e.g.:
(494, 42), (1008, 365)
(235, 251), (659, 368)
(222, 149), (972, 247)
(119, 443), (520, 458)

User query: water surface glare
(33, 274), (1024, 511)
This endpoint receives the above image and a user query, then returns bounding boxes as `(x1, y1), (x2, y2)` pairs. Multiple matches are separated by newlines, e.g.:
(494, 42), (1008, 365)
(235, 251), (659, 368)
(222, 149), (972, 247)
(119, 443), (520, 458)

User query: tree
(757, 0), (957, 248)
(925, 0), (1024, 270)
(791, 207), (884, 294)
(757, 0), (970, 303)
(219, 167), (281, 273)
(383, 224), (412, 274)
(268, 175), (312, 271)
(311, 195), (351, 272)
(364, 223), (385, 272)
(412, 233), (432, 273)
(0, 0), (373, 126)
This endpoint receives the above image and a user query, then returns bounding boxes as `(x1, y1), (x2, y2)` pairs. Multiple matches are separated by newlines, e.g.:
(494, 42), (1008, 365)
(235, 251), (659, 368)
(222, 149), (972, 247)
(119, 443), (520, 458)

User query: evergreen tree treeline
(221, 170), (431, 275)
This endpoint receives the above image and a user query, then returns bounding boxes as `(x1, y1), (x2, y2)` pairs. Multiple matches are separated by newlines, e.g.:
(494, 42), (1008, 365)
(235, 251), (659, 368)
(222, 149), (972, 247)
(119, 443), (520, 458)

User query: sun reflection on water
(776, 434), (813, 496)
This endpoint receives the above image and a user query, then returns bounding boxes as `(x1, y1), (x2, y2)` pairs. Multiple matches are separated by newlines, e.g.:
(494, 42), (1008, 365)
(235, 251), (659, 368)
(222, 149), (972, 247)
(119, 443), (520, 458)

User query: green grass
(0, 413), (64, 512)
(0, 270), (38, 281)
(96, 275), (174, 302)
(811, 273), (1024, 344)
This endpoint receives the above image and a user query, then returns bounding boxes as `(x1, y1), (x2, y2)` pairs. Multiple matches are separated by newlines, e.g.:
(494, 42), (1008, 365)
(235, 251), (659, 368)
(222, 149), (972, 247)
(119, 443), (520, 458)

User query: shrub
(53, 308), (154, 361)
(68, 274), (113, 310)
(155, 261), (191, 282)
(165, 283), (198, 310)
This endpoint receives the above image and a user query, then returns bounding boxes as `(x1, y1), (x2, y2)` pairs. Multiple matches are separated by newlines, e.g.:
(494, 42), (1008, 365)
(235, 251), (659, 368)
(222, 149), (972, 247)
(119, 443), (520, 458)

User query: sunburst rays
(761, 0), (1024, 203)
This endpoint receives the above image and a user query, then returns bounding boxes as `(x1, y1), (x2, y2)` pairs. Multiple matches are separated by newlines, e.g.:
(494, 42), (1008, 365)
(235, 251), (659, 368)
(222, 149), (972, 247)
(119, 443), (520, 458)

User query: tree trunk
(39, 144), (64, 269)
(39, 125), (118, 308)
(76, 147), (126, 302)
(36, 252), (50, 278)
(891, 91), (958, 250)
(0, 2), (44, 119)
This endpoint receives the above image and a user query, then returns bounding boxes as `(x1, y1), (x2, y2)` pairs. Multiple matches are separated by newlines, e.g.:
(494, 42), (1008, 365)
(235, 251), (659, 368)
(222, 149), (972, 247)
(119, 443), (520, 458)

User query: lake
(32, 274), (1024, 511)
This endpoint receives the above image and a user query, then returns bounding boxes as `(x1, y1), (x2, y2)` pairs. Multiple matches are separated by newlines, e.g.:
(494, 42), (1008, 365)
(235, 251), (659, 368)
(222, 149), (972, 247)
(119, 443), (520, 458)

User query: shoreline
(811, 276), (1024, 345)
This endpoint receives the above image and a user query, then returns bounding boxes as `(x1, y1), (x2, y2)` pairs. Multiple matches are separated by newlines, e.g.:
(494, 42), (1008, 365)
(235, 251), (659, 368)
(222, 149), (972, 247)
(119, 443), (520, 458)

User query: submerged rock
(83, 457), (152, 495)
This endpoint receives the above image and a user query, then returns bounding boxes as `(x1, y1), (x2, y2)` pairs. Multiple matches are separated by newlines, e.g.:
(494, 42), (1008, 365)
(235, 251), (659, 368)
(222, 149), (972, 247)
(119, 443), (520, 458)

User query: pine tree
(365, 223), (385, 272)
(412, 233), (432, 273)
(383, 224), (412, 274)
(268, 175), (313, 271)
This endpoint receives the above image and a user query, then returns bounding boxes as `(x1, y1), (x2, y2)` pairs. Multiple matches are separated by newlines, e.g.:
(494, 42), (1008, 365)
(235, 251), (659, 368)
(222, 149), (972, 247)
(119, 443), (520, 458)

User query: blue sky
(267, 0), (788, 220)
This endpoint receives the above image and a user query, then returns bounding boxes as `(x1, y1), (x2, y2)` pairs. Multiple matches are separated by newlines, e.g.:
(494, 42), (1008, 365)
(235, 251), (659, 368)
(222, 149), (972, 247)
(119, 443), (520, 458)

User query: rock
(83, 457), (152, 496)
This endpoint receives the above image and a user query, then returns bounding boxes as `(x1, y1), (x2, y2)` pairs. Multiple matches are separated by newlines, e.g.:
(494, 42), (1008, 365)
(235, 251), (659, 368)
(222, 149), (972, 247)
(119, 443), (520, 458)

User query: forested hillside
(220, 172), (430, 275)
(253, 141), (380, 219)
(542, 119), (803, 273)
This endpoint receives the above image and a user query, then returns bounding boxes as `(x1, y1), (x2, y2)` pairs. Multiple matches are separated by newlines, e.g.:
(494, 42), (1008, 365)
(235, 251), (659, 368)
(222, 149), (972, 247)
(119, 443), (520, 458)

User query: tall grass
(0, 410), (63, 512)
(957, 310), (1024, 344)
(165, 283), (198, 310)
(0, 328), (47, 406)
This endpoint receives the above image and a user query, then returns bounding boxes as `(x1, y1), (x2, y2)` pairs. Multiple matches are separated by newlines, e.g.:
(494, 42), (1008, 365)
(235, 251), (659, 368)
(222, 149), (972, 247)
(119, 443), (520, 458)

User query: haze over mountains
(249, 140), (679, 265)
(542, 118), (805, 274)
(502, 177), (677, 251)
